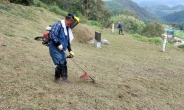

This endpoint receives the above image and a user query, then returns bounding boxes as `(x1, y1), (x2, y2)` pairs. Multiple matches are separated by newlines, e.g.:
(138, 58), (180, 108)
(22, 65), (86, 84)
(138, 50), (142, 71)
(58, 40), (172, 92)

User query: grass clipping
(73, 24), (94, 43)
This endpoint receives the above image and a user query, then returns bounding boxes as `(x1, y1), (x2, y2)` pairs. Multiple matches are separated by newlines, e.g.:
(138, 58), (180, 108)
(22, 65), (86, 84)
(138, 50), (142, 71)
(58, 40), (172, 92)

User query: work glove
(57, 44), (63, 51)
(69, 51), (74, 58)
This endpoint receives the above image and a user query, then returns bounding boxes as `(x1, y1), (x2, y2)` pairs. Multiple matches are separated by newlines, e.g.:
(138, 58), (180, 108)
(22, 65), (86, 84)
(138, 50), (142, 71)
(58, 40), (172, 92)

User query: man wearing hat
(49, 14), (80, 84)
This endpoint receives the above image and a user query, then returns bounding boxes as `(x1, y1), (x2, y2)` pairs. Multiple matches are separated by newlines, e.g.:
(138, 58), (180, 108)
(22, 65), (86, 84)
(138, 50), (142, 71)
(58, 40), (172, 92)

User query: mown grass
(1, 1), (184, 110)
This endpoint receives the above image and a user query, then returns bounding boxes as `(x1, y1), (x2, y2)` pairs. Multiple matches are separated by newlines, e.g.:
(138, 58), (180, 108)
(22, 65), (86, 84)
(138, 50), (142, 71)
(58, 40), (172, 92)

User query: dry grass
(1, 1), (184, 110)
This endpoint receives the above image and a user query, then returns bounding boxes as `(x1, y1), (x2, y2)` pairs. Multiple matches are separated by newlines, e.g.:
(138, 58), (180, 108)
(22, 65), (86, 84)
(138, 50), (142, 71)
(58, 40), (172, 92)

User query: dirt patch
(73, 24), (94, 43)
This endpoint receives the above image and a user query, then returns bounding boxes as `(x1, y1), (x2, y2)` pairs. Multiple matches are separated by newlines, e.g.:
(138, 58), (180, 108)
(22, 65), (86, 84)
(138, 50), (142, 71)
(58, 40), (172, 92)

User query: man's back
(118, 23), (122, 29)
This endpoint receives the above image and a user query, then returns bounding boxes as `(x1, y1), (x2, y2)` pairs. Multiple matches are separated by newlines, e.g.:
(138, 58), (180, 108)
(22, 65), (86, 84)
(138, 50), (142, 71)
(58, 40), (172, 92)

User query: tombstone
(94, 31), (101, 48)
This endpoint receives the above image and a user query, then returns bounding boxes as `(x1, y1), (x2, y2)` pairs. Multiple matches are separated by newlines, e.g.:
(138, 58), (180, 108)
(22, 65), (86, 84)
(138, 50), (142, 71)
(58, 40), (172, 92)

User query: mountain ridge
(162, 10), (184, 22)
(105, 0), (162, 22)
(134, 0), (184, 7)
(144, 4), (184, 17)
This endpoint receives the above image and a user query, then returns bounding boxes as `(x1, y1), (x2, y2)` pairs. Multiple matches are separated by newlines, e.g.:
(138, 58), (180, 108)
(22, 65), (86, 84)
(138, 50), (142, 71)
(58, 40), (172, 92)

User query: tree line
(8, 0), (165, 38)
(112, 15), (164, 38)
(8, 0), (111, 27)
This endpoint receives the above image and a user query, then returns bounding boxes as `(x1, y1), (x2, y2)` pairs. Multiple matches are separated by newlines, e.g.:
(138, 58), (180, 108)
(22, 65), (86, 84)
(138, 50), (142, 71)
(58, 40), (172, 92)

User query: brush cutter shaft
(89, 75), (95, 82)
(65, 52), (86, 72)
(65, 51), (95, 83)
(70, 58), (95, 82)
(70, 58), (86, 72)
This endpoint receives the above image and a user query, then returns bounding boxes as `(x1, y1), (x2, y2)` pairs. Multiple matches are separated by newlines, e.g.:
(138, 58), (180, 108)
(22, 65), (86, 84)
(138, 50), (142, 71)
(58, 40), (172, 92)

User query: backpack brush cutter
(34, 36), (95, 83)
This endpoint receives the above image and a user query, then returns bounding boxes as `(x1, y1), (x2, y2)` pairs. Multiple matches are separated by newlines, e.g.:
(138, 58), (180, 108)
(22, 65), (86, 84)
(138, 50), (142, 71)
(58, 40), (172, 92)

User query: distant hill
(136, 0), (184, 7)
(104, 0), (162, 22)
(143, 5), (184, 17)
(162, 10), (184, 22)
(138, 1), (162, 7)
(170, 5), (184, 11)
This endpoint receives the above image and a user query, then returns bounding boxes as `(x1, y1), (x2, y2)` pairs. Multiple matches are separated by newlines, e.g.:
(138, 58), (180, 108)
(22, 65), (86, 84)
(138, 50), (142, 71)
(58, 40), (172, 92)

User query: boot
(62, 66), (72, 83)
(54, 66), (61, 84)
(54, 78), (61, 84)
(62, 77), (72, 83)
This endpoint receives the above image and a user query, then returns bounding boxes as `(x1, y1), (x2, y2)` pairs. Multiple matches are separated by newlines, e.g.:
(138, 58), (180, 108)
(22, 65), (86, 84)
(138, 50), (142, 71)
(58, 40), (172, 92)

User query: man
(117, 22), (124, 35)
(49, 14), (80, 84)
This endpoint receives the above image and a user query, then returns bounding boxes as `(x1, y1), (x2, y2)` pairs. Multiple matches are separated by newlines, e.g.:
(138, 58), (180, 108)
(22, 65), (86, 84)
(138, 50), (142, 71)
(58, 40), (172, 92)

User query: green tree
(111, 15), (145, 34)
(178, 22), (184, 30)
(57, 0), (111, 27)
(9, 0), (111, 27)
(142, 22), (164, 38)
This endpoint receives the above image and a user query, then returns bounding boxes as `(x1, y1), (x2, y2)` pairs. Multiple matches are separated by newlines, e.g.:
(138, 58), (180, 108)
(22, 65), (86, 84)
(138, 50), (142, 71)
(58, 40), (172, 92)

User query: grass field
(175, 31), (184, 39)
(1, 1), (184, 110)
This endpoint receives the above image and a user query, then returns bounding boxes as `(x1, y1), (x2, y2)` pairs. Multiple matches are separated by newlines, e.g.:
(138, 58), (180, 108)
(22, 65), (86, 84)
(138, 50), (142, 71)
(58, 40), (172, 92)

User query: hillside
(105, 0), (162, 22)
(1, 1), (184, 110)
(138, 1), (162, 7)
(144, 5), (184, 17)
(137, 0), (184, 7)
(162, 10), (184, 22)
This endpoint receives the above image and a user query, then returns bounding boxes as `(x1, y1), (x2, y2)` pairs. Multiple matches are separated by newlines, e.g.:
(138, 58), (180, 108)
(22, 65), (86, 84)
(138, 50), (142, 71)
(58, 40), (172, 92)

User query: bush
(87, 20), (101, 27)
(132, 34), (162, 45)
(33, 0), (48, 9)
(148, 38), (162, 45)
(178, 45), (184, 50)
(111, 15), (145, 34)
(141, 22), (164, 38)
(49, 6), (67, 16)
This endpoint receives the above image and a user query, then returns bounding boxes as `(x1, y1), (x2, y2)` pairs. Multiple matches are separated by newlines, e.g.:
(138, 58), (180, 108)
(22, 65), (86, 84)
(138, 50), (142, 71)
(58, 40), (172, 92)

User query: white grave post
(162, 35), (167, 52)
(111, 23), (114, 34)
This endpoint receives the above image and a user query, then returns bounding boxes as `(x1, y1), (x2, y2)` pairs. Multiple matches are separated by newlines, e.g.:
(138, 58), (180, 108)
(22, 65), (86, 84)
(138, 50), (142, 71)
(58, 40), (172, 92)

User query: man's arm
(117, 24), (119, 28)
(50, 22), (62, 47)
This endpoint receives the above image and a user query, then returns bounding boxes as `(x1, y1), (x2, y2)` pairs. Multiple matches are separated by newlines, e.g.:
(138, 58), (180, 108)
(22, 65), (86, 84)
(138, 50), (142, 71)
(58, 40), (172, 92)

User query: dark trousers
(55, 61), (68, 79)
(119, 28), (123, 34)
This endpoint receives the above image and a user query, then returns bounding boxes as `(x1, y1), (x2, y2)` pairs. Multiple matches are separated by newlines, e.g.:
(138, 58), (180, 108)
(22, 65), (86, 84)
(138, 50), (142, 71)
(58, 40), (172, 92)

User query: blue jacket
(49, 21), (69, 65)
(117, 24), (123, 29)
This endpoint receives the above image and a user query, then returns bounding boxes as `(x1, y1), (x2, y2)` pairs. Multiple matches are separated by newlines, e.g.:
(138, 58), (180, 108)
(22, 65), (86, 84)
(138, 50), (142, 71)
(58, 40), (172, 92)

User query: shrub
(87, 20), (101, 27)
(111, 15), (145, 34)
(33, 0), (48, 9)
(178, 45), (184, 50)
(132, 34), (162, 45)
(49, 6), (67, 16)
(142, 22), (164, 38)
(148, 38), (162, 45)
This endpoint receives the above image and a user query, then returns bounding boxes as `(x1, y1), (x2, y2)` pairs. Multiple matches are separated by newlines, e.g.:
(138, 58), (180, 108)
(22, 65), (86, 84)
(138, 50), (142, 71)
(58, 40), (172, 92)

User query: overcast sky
(131, 0), (184, 6)
(132, 0), (167, 2)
